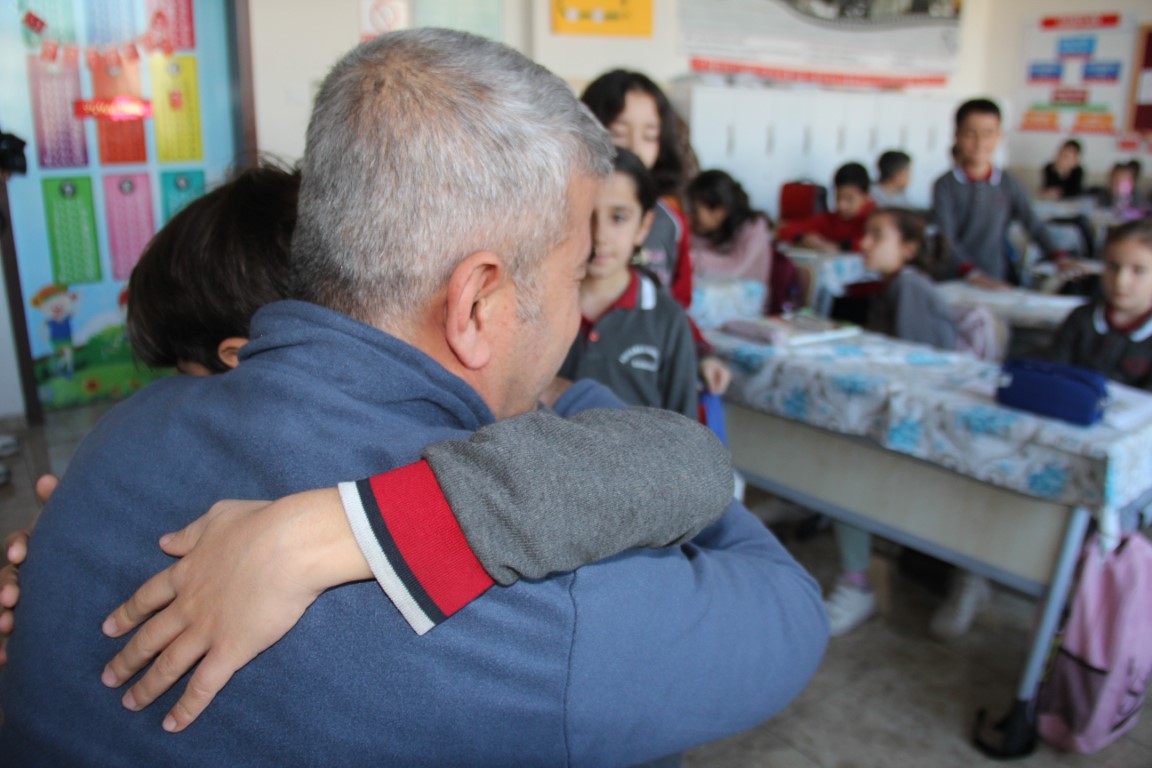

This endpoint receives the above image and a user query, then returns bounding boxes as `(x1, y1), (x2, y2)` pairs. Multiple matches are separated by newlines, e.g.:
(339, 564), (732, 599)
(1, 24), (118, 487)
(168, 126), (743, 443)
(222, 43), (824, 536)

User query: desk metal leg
(974, 505), (1091, 759)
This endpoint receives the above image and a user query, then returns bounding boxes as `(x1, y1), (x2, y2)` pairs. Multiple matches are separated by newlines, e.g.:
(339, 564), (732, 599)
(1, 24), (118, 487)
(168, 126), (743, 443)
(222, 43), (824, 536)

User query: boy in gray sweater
(932, 99), (1080, 288)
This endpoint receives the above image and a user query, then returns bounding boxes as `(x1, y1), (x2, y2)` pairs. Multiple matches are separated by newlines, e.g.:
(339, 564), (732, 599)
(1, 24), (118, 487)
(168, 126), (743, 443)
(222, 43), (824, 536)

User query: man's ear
(216, 336), (249, 370)
(634, 209), (656, 248)
(444, 251), (506, 371)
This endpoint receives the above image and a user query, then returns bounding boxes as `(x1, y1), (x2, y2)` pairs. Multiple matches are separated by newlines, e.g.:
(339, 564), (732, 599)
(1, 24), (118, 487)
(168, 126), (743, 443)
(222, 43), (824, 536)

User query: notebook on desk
(720, 314), (861, 347)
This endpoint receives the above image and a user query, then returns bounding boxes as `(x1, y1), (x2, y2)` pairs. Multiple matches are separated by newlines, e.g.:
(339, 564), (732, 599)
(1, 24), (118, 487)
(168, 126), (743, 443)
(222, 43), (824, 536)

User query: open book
(720, 314), (861, 347)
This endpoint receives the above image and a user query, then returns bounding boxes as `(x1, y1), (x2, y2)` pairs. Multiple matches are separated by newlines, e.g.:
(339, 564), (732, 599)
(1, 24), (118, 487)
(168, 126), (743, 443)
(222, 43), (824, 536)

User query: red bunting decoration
(25, 7), (181, 74)
(22, 11), (47, 34)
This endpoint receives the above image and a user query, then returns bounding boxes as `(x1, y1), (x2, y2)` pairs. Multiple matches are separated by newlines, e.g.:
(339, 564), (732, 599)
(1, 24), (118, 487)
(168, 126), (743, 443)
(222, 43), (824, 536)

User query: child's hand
(700, 356), (732, 396)
(1055, 259), (1093, 279)
(0, 527), (33, 666)
(0, 474), (55, 666)
(966, 273), (1013, 291)
(797, 234), (837, 253)
(100, 488), (369, 733)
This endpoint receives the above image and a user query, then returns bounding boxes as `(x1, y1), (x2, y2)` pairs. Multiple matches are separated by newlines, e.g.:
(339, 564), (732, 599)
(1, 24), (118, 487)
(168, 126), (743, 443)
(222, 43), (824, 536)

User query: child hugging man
(777, 162), (875, 253)
(933, 98), (1077, 288)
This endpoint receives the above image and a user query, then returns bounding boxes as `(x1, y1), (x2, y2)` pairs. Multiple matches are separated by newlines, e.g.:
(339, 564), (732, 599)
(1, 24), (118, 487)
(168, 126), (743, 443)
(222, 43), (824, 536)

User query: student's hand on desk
(1055, 258), (1092, 279)
(700, 356), (732, 395)
(101, 487), (371, 733)
(966, 273), (1013, 291)
(0, 474), (58, 666)
(797, 234), (838, 253)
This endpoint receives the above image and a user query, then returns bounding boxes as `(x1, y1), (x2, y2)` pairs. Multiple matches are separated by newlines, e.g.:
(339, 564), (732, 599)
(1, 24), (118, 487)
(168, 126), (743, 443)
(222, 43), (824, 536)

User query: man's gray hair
(290, 28), (614, 331)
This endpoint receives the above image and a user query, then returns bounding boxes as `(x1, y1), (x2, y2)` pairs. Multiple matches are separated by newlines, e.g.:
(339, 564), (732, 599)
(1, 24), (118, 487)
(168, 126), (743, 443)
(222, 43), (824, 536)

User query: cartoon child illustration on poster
(31, 284), (79, 379)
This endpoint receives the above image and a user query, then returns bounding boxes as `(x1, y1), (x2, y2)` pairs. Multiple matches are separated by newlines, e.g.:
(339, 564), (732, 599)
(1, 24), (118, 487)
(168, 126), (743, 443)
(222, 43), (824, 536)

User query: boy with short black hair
(872, 150), (912, 208)
(932, 98), (1074, 288)
(127, 164), (299, 374)
(1040, 139), (1083, 200)
(778, 161), (875, 253)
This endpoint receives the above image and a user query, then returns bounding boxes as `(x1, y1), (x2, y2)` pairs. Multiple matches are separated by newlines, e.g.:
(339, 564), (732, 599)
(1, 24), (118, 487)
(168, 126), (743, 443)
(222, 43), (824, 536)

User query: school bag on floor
(1036, 531), (1152, 753)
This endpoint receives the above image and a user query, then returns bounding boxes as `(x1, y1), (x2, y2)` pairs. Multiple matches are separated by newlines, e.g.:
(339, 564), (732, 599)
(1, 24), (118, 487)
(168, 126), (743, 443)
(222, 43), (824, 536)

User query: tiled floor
(2, 404), (1150, 766)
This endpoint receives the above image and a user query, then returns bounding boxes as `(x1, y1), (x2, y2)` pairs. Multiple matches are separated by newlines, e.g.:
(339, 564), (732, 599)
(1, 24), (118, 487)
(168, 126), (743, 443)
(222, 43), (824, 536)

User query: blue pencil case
(995, 357), (1108, 427)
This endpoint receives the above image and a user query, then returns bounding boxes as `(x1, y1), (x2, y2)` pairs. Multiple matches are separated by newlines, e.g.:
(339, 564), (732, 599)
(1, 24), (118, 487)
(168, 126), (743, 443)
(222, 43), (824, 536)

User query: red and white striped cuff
(338, 460), (494, 634)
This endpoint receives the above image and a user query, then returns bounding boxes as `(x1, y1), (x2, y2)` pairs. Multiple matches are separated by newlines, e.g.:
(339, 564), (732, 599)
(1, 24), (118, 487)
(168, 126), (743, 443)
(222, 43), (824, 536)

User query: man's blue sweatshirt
(0, 300), (826, 766)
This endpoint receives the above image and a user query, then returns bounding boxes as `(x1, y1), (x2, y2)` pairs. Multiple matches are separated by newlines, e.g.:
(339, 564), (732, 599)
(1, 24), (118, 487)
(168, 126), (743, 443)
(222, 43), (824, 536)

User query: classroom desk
(780, 248), (868, 315)
(936, 282), (1085, 332)
(936, 281), (1088, 359)
(709, 329), (1152, 755)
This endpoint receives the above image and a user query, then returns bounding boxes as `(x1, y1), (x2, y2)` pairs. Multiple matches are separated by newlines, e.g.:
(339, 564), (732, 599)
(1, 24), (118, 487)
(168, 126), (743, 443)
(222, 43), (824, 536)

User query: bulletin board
(0, 0), (248, 414)
(1017, 13), (1136, 137)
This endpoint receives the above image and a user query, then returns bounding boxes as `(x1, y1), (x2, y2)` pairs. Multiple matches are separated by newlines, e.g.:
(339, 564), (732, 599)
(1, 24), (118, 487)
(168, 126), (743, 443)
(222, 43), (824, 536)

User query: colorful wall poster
(1017, 13), (1136, 136)
(159, 168), (204, 221)
(42, 175), (101, 284)
(150, 53), (202, 161)
(679, 0), (961, 89)
(1, 0), (239, 410)
(552, 0), (651, 38)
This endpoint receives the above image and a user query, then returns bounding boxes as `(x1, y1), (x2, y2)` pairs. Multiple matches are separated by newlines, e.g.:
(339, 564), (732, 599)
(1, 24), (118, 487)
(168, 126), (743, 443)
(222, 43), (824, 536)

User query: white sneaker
(825, 581), (877, 637)
(930, 571), (990, 640)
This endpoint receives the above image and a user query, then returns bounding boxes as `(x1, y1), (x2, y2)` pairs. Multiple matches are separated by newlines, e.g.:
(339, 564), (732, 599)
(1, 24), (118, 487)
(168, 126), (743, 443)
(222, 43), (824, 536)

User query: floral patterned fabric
(710, 329), (1152, 539)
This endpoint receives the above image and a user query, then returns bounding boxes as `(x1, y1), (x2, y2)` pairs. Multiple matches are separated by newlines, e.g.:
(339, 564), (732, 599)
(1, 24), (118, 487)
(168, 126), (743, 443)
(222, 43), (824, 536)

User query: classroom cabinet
(672, 80), (960, 217)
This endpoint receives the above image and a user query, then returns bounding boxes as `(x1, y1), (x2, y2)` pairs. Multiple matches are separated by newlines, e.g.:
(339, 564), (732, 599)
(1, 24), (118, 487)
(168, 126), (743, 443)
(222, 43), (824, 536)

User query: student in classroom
(870, 150), (913, 208)
(1039, 138), (1084, 201)
(581, 69), (732, 396)
(822, 207), (997, 639)
(932, 98), (1082, 289)
(687, 169), (774, 286)
(776, 162), (875, 253)
(560, 147), (699, 419)
(1095, 160), (1147, 214)
(1046, 218), (1152, 391)
(0, 164), (734, 671)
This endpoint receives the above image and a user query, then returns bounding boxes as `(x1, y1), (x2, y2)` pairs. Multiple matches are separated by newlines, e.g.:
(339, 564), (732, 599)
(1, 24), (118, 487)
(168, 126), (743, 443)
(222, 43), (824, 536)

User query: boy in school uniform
(932, 98), (1078, 288)
(871, 151), (912, 209)
(777, 162), (875, 253)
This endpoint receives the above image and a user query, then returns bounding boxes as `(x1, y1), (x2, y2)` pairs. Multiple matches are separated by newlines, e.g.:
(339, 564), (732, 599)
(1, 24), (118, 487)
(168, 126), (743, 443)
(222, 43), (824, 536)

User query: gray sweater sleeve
(424, 407), (732, 585)
(932, 174), (969, 278)
(892, 270), (957, 350)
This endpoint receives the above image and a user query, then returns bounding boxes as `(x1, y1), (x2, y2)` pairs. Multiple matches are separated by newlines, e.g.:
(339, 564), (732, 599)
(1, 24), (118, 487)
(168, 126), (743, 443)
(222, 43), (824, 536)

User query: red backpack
(1037, 531), (1152, 753)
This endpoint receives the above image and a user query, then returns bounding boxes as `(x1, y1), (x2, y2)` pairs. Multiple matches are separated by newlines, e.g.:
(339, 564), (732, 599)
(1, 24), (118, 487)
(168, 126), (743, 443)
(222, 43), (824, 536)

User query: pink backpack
(1037, 532), (1152, 753)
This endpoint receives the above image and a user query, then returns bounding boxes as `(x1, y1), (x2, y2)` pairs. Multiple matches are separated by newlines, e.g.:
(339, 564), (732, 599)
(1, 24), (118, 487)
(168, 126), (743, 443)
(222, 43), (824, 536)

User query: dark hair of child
(686, 169), (769, 248)
(1127, 159), (1143, 180)
(127, 164), (300, 373)
(1061, 139), (1082, 154)
(834, 162), (871, 193)
(871, 206), (945, 274)
(954, 98), (1001, 129)
(1104, 217), (1152, 253)
(876, 151), (910, 182)
(581, 70), (685, 197)
(613, 146), (659, 214)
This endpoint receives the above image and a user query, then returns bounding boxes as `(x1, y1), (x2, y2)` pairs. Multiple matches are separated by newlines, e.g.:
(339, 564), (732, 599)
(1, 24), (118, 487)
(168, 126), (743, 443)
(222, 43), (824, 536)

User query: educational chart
(1018, 13), (1136, 138)
(0, 0), (238, 410)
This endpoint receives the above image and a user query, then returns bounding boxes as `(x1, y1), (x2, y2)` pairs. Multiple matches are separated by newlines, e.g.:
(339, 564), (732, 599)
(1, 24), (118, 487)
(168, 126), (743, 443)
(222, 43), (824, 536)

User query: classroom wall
(1, 1), (1145, 421)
